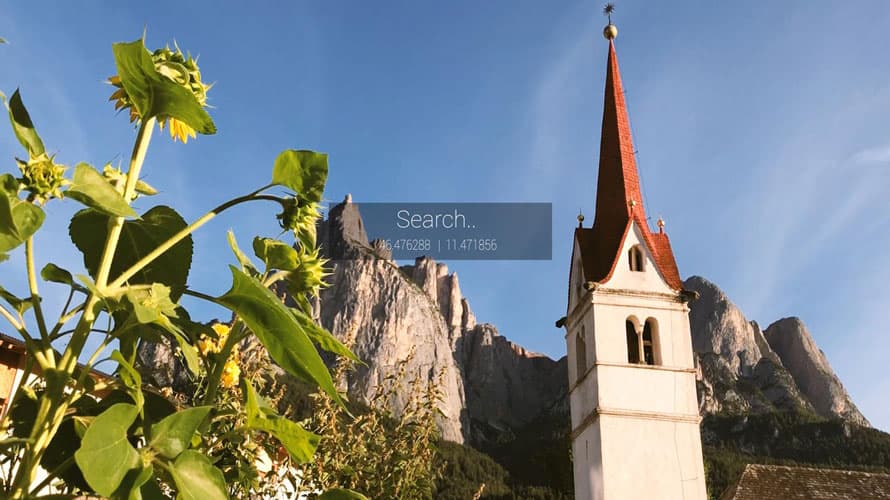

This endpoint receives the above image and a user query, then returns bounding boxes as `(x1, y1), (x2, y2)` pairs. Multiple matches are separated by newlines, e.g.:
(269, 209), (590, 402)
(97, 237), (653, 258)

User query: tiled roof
(720, 464), (890, 500)
(577, 40), (683, 291)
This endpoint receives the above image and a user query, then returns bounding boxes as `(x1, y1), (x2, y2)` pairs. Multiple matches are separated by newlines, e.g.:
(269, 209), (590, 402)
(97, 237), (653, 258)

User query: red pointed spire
(592, 40), (645, 226)
(574, 36), (684, 291)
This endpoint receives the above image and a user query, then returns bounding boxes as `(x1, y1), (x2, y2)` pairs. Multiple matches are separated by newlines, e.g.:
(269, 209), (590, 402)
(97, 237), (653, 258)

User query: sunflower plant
(0, 35), (365, 499)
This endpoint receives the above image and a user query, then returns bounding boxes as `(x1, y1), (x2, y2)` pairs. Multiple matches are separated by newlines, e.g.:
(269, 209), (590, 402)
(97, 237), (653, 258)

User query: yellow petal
(211, 323), (231, 337)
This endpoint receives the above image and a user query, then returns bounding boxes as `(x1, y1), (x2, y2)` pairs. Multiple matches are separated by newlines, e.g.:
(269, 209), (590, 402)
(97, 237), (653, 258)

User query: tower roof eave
(575, 216), (683, 291)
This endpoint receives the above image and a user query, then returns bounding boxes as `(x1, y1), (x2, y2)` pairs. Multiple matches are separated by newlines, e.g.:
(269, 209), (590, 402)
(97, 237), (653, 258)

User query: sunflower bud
(288, 247), (330, 297)
(17, 153), (67, 203)
(276, 198), (321, 248)
(108, 43), (211, 143)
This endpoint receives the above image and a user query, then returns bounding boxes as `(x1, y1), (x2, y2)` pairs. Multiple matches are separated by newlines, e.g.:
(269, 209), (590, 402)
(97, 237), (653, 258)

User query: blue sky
(1, 2), (889, 431)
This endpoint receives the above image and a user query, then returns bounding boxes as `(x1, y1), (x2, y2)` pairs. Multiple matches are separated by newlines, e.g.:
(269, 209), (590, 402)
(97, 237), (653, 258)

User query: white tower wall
(566, 223), (707, 500)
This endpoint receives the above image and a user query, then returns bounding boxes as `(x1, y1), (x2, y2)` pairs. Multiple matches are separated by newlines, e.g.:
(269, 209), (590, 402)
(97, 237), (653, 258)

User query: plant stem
(108, 194), (283, 290)
(182, 288), (220, 303)
(0, 304), (24, 334)
(59, 118), (155, 371)
(94, 118), (155, 290)
(49, 301), (86, 339)
(74, 334), (112, 391)
(25, 237), (54, 369)
(57, 287), (75, 323)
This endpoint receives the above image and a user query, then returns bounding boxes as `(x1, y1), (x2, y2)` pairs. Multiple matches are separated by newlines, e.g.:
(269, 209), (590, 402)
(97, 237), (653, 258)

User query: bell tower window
(628, 245), (644, 272)
(643, 318), (660, 365)
(626, 317), (660, 366)
(625, 320), (640, 364)
(575, 326), (588, 381)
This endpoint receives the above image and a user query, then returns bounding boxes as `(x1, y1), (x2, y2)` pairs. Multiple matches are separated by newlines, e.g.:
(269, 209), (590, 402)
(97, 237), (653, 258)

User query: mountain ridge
(309, 198), (869, 445)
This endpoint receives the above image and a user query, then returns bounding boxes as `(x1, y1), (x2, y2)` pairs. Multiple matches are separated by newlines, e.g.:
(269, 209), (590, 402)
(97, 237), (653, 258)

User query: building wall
(598, 415), (707, 500)
(573, 422), (604, 500)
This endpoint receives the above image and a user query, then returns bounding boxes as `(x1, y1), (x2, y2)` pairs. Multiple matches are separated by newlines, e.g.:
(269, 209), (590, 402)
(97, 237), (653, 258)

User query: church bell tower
(561, 15), (708, 500)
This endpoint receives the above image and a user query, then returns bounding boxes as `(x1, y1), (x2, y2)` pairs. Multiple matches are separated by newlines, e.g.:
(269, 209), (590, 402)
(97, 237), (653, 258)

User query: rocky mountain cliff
(686, 276), (868, 426)
(309, 198), (869, 443)
(310, 201), (868, 443)
(312, 198), (566, 444)
(139, 197), (869, 446)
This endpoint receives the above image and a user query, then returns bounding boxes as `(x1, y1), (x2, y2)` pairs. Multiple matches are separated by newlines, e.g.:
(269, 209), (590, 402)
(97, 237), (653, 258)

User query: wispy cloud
(724, 91), (890, 320)
(523, 10), (596, 200)
(851, 145), (890, 165)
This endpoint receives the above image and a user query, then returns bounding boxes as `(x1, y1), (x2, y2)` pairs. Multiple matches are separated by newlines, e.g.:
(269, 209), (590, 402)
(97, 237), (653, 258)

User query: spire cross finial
(602, 4), (618, 40)
(603, 3), (615, 24)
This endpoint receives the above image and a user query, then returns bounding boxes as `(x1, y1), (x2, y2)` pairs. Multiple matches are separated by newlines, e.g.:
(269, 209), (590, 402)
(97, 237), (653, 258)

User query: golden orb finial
(657, 216), (665, 233)
(603, 3), (618, 40)
(577, 210), (585, 227)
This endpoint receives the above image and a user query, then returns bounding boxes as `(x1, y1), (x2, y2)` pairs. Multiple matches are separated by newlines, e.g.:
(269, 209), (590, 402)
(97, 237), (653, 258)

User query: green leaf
(290, 291), (313, 315)
(66, 163), (137, 217)
(169, 450), (227, 500)
(3, 89), (45, 155)
(318, 489), (370, 500)
(110, 350), (144, 411)
(0, 189), (16, 239)
(0, 285), (31, 315)
(74, 403), (141, 497)
(292, 308), (360, 364)
(243, 379), (319, 464)
(217, 266), (342, 405)
(0, 200), (44, 252)
(226, 230), (259, 275)
(117, 287), (200, 375)
(113, 463), (154, 500)
(112, 39), (216, 135)
(252, 236), (298, 271)
(171, 329), (201, 375)
(135, 179), (158, 196)
(125, 283), (179, 330)
(69, 206), (192, 299)
(271, 150), (328, 203)
(43, 411), (94, 491)
(137, 477), (167, 500)
(72, 416), (93, 438)
(40, 262), (74, 286)
(149, 406), (211, 459)
(0, 176), (44, 252)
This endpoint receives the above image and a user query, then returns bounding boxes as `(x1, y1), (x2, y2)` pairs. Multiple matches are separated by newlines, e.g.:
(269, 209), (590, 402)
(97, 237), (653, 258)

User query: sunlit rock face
(685, 276), (868, 426)
(317, 251), (468, 442)
(686, 275), (805, 415)
(764, 317), (869, 426)
(313, 199), (567, 444)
